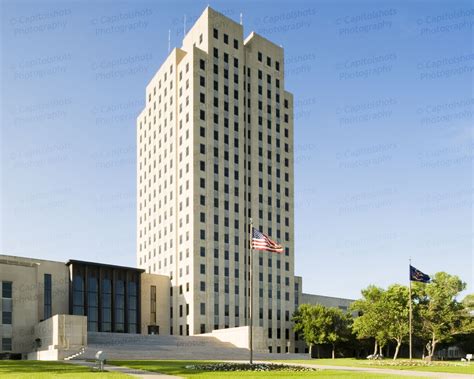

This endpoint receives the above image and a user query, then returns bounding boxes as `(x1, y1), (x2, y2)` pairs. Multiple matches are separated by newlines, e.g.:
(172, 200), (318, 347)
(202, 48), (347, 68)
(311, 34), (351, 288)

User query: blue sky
(1, 0), (472, 299)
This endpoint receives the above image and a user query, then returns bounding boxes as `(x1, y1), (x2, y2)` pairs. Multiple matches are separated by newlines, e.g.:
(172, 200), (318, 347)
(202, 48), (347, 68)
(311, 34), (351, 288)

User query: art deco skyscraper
(137, 7), (297, 353)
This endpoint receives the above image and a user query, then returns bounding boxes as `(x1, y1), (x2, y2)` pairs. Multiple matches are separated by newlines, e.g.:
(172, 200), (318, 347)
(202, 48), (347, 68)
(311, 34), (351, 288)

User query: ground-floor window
(2, 338), (12, 351)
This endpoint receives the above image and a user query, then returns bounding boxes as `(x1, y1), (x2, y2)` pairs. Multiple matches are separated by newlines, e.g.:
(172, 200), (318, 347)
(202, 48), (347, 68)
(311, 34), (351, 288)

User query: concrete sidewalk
(254, 360), (474, 378)
(67, 359), (473, 379)
(65, 360), (182, 378)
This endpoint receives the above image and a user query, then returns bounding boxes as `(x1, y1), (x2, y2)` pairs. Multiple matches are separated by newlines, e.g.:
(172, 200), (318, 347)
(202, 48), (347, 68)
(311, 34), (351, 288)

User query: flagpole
(249, 218), (253, 365)
(409, 258), (413, 361)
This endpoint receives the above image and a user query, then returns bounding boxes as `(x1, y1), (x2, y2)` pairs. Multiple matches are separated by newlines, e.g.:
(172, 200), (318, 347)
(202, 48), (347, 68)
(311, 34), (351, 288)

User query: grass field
(272, 358), (474, 375)
(109, 360), (424, 378)
(0, 361), (127, 378)
(2, 359), (471, 378)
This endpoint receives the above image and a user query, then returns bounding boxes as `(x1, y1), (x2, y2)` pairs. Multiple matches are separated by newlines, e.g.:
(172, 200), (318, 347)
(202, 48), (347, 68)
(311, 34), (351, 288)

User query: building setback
(0, 255), (169, 356)
(136, 7), (297, 353)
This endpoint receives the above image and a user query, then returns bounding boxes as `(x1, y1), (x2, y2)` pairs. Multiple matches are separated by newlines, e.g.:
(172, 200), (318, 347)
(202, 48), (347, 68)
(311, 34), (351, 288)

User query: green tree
(460, 294), (474, 336)
(292, 304), (327, 357)
(414, 272), (467, 358)
(292, 304), (352, 358)
(326, 307), (352, 359)
(462, 293), (474, 313)
(382, 284), (410, 360)
(350, 285), (387, 355)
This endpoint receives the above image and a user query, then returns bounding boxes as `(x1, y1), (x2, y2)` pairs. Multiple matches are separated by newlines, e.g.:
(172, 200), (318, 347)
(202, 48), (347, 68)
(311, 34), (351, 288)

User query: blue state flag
(410, 265), (430, 283)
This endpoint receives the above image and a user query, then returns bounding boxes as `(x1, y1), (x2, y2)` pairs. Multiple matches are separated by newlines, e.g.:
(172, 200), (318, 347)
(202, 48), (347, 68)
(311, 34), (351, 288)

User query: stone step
(77, 332), (308, 361)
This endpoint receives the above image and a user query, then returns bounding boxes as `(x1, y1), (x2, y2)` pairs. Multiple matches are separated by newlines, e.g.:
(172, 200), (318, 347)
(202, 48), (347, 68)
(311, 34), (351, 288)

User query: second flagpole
(409, 258), (413, 361)
(249, 218), (253, 365)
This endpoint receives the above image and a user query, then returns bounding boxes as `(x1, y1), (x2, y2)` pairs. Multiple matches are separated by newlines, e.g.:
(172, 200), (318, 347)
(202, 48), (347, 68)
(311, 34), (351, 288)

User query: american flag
(251, 227), (283, 253)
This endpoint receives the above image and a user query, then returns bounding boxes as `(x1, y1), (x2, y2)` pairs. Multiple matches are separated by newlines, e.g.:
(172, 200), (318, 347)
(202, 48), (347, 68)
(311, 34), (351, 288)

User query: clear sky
(1, 0), (472, 299)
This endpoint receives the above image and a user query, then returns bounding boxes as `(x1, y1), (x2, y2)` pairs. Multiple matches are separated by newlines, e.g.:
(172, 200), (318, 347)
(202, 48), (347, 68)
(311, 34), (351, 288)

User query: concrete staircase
(64, 347), (86, 361)
(75, 332), (308, 361)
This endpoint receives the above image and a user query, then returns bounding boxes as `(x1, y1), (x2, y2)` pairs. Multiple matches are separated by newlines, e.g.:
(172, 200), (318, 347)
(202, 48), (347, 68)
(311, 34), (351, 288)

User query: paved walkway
(252, 360), (474, 378)
(65, 360), (182, 378)
(67, 359), (473, 378)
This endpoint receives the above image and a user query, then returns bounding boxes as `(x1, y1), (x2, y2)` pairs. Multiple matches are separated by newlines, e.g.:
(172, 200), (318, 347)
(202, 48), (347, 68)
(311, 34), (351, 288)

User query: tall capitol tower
(137, 7), (298, 353)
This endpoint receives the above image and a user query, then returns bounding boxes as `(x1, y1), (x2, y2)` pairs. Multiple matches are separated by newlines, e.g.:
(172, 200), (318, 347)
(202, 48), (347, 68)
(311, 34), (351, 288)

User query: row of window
(268, 327), (291, 340)
(198, 229), (290, 244)
(213, 28), (239, 49)
(170, 324), (190, 336)
(199, 261), (290, 275)
(199, 212), (290, 227)
(199, 246), (291, 260)
(199, 144), (290, 167)
(212, 27), (281, 72)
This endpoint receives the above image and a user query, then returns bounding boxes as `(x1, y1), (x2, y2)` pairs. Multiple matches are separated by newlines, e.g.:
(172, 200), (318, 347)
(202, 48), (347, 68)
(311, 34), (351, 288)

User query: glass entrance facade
(68, 260), (142, 333)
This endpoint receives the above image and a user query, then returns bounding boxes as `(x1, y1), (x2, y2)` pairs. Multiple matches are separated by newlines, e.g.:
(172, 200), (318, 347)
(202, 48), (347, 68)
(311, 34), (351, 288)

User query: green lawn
(0, 361), (127, 378)
(272, 358), (474, 375)
(109, 360), (423, 378)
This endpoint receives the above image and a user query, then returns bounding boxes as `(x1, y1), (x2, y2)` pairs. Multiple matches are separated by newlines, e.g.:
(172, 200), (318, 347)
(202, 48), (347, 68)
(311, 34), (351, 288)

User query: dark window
(224, 34), (228, 44)
(2, 311), (11, 325)
(234, 39), (238, 49)
(200, 59), (205, 70)
(258, 52), (262, 62)
(127, 278), (138, 333)
(150, 285), (157, 324)
(2, 282), (12, 298)
(213, 28), (218, 38)
(2, 338), (12, 351)
(111, 274), (125, 332)
(44, 274), (52, 320)
(101, 270), (112, 332)
(72, 274), (84, 315)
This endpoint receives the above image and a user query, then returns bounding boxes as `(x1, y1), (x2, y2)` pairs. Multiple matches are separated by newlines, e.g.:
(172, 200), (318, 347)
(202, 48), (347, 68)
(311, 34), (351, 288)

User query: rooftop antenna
(168, 29), (171, 53)
(240, 12), (243, 25)
(183, 14), (187, 37)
